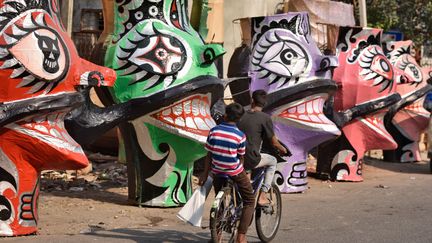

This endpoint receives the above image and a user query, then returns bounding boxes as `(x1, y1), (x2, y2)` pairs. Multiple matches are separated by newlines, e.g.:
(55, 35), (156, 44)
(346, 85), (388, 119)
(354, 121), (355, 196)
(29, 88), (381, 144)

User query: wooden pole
(283, 0), (289, 13)
(358, 0), (367, 27)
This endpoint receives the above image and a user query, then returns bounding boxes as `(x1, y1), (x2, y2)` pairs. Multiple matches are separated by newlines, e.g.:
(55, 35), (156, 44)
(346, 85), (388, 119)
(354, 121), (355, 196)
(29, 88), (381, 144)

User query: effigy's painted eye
(129, 35), (186, 76)
(398, 55), (423, 84)
(252, 31), (310, 87)
(170, 0), (183, 30)
(9, 29), (69, 82)
(359, 46), (394, 92)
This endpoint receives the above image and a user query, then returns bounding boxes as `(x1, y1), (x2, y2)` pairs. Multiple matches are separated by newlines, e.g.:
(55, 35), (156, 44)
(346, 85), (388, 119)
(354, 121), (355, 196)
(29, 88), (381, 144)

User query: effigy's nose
(75, 59), (117, 87)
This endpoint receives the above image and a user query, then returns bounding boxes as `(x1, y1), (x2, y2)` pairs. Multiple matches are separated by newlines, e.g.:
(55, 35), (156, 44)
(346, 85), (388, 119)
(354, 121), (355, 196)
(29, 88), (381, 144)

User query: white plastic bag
(177, 176), (213, 227)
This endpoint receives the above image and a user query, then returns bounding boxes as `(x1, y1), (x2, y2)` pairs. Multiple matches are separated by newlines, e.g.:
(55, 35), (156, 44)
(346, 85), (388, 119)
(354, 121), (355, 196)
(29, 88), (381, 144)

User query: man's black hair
(225, 103), (244, 122)
(252, 90), (267, 107)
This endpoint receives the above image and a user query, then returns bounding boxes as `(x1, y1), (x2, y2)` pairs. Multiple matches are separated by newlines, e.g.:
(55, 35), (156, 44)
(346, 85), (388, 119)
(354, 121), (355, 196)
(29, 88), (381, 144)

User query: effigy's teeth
(184, 100), (191, 114)
(297, 103), (305, 114)
(34, 125), (48, 134)
(174, 117), (185, 127)
(316, 114), (327, 124)
(162, 108), (171, 116)
(50, 128), (62, 138)
(186, 117), (197, 129)
(192, 99), (200, 116)
(310, 115), (321, 123)
(299, 115), (309, 121)
(173, 103), (182, 116)
(313, 99), (321, 113)
(306, 101), (314, 113)
(194, 117), (209, 130)
(199, 101), (207, 116)
(163, 116), (174, 124)
(205, 118), (216, 128)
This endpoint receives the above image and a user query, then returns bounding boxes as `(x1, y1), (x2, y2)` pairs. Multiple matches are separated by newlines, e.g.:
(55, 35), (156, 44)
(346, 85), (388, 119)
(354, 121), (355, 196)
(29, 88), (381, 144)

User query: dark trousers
(213, 171), (255, 234)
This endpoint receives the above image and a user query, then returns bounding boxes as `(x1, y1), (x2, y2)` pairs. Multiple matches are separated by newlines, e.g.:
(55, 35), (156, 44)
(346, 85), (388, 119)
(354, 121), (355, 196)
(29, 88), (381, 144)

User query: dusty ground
(2, 152), (432, 242)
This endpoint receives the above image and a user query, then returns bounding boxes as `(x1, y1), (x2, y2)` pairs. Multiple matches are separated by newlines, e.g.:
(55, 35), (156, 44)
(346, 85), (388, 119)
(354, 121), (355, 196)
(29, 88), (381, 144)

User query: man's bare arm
(271, 135), (288, 155)
(239, 155), (245, 165)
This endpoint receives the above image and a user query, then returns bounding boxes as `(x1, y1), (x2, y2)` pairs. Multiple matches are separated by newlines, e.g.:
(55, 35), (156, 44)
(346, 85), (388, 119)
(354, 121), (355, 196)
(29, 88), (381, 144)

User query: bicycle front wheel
(255, 184), (282, 242)
(210, 187), (238, 243)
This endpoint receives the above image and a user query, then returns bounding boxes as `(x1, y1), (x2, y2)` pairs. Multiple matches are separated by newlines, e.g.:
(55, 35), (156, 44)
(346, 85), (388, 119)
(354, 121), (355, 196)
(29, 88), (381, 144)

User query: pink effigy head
(316, 26), (400, 181)
(382, 41), (431, 162)
(0, 0), (116, 236)
(334, 27), (398, 150)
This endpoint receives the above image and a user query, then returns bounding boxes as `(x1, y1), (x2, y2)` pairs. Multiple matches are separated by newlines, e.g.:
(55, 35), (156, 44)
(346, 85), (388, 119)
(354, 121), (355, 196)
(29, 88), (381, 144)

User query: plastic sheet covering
(177, 176), (213, 227)
(287, 0), (355, 50)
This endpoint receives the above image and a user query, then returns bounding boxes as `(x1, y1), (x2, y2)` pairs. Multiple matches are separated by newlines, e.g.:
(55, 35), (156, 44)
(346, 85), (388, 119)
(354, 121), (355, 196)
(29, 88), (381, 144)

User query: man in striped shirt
(199, 103), (255, 243)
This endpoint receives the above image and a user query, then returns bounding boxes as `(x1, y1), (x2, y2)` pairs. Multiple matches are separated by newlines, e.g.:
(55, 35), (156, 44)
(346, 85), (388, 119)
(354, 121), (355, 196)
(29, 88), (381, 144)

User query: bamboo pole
(66, 0), (74, 36)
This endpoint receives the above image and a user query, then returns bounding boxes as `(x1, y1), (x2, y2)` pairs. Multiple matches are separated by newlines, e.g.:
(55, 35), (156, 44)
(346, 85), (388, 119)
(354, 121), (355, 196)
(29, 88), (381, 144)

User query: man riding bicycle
(238, 90), (289, 206)
(199, 103), (254, 243)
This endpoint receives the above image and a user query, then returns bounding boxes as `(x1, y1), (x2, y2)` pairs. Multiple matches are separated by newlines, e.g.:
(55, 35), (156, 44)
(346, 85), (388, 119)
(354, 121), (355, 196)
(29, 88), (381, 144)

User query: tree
(334, 0), (432, 45)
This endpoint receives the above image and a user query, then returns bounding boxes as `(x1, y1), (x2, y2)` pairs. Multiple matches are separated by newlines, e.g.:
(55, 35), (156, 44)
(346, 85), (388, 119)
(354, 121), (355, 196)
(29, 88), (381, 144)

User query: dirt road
(2, 157), (432, 242)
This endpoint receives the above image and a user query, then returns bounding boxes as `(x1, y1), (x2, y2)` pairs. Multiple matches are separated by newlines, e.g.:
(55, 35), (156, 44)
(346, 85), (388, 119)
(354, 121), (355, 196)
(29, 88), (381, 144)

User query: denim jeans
(255, 153), (277, 192)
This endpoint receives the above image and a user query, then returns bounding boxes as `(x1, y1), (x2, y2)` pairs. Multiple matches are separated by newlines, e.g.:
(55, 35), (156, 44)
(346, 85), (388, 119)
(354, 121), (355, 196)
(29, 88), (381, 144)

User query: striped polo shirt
(205, 122), (246, 176)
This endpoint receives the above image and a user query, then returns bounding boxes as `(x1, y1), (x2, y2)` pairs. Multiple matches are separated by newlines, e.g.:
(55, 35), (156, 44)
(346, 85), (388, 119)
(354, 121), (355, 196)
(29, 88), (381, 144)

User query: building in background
(60, 0), (103, 58)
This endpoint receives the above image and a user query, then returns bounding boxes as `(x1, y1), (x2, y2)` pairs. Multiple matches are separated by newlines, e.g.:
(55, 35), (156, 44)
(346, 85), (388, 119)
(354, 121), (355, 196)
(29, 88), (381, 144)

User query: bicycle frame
(214, 167), (267, 208)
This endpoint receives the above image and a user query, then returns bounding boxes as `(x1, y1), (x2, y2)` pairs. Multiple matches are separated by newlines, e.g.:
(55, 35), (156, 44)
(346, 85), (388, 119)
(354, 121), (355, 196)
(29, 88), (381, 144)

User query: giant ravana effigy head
(0, 0), (116, 236)
(316, 27), (401, 182)
(87, 0), (224, 207)
(233, 12), (341, 193)
(383, 41), (432, 162)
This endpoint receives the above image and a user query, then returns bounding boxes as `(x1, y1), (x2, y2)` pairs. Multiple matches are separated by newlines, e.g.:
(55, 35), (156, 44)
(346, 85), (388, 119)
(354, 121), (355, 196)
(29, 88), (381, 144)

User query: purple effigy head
(248, 13), (341, 192)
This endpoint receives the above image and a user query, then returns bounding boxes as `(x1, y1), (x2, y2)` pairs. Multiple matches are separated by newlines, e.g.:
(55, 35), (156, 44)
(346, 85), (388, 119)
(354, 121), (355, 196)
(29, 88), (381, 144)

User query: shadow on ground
(87, 228), (208, 242)
(81, 228), (261, 243)
(364, 156), (431, 175)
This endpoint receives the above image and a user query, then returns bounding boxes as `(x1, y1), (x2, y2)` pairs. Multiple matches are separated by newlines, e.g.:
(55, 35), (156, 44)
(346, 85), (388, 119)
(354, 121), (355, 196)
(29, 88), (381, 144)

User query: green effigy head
(98, 0), (224, 207)
(107, 0), (224, 102)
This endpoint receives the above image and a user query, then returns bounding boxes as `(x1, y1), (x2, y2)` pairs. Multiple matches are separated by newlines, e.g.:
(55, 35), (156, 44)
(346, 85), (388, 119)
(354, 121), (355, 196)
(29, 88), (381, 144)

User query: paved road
(3, 158), (432, 243)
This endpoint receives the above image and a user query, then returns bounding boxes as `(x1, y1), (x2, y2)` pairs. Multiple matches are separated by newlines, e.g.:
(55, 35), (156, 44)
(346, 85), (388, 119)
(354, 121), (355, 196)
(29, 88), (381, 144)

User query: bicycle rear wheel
(255, 184), (282, 242)
(210, 187), (238, 243)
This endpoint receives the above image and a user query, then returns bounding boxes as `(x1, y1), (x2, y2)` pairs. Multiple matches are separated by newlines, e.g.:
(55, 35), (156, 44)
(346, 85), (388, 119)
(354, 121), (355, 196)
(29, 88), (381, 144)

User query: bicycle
(209, 167), (282, 243)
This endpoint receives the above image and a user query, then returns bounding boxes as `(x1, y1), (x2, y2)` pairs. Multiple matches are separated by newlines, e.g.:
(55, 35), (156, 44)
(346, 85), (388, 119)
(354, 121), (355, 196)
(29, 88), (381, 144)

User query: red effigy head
(0, 0), (116, 236)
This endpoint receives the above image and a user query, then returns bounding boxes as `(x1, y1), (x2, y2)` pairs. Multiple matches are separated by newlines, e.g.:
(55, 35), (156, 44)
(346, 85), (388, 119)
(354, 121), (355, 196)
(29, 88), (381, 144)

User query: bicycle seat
(251, 167), (266, 178)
